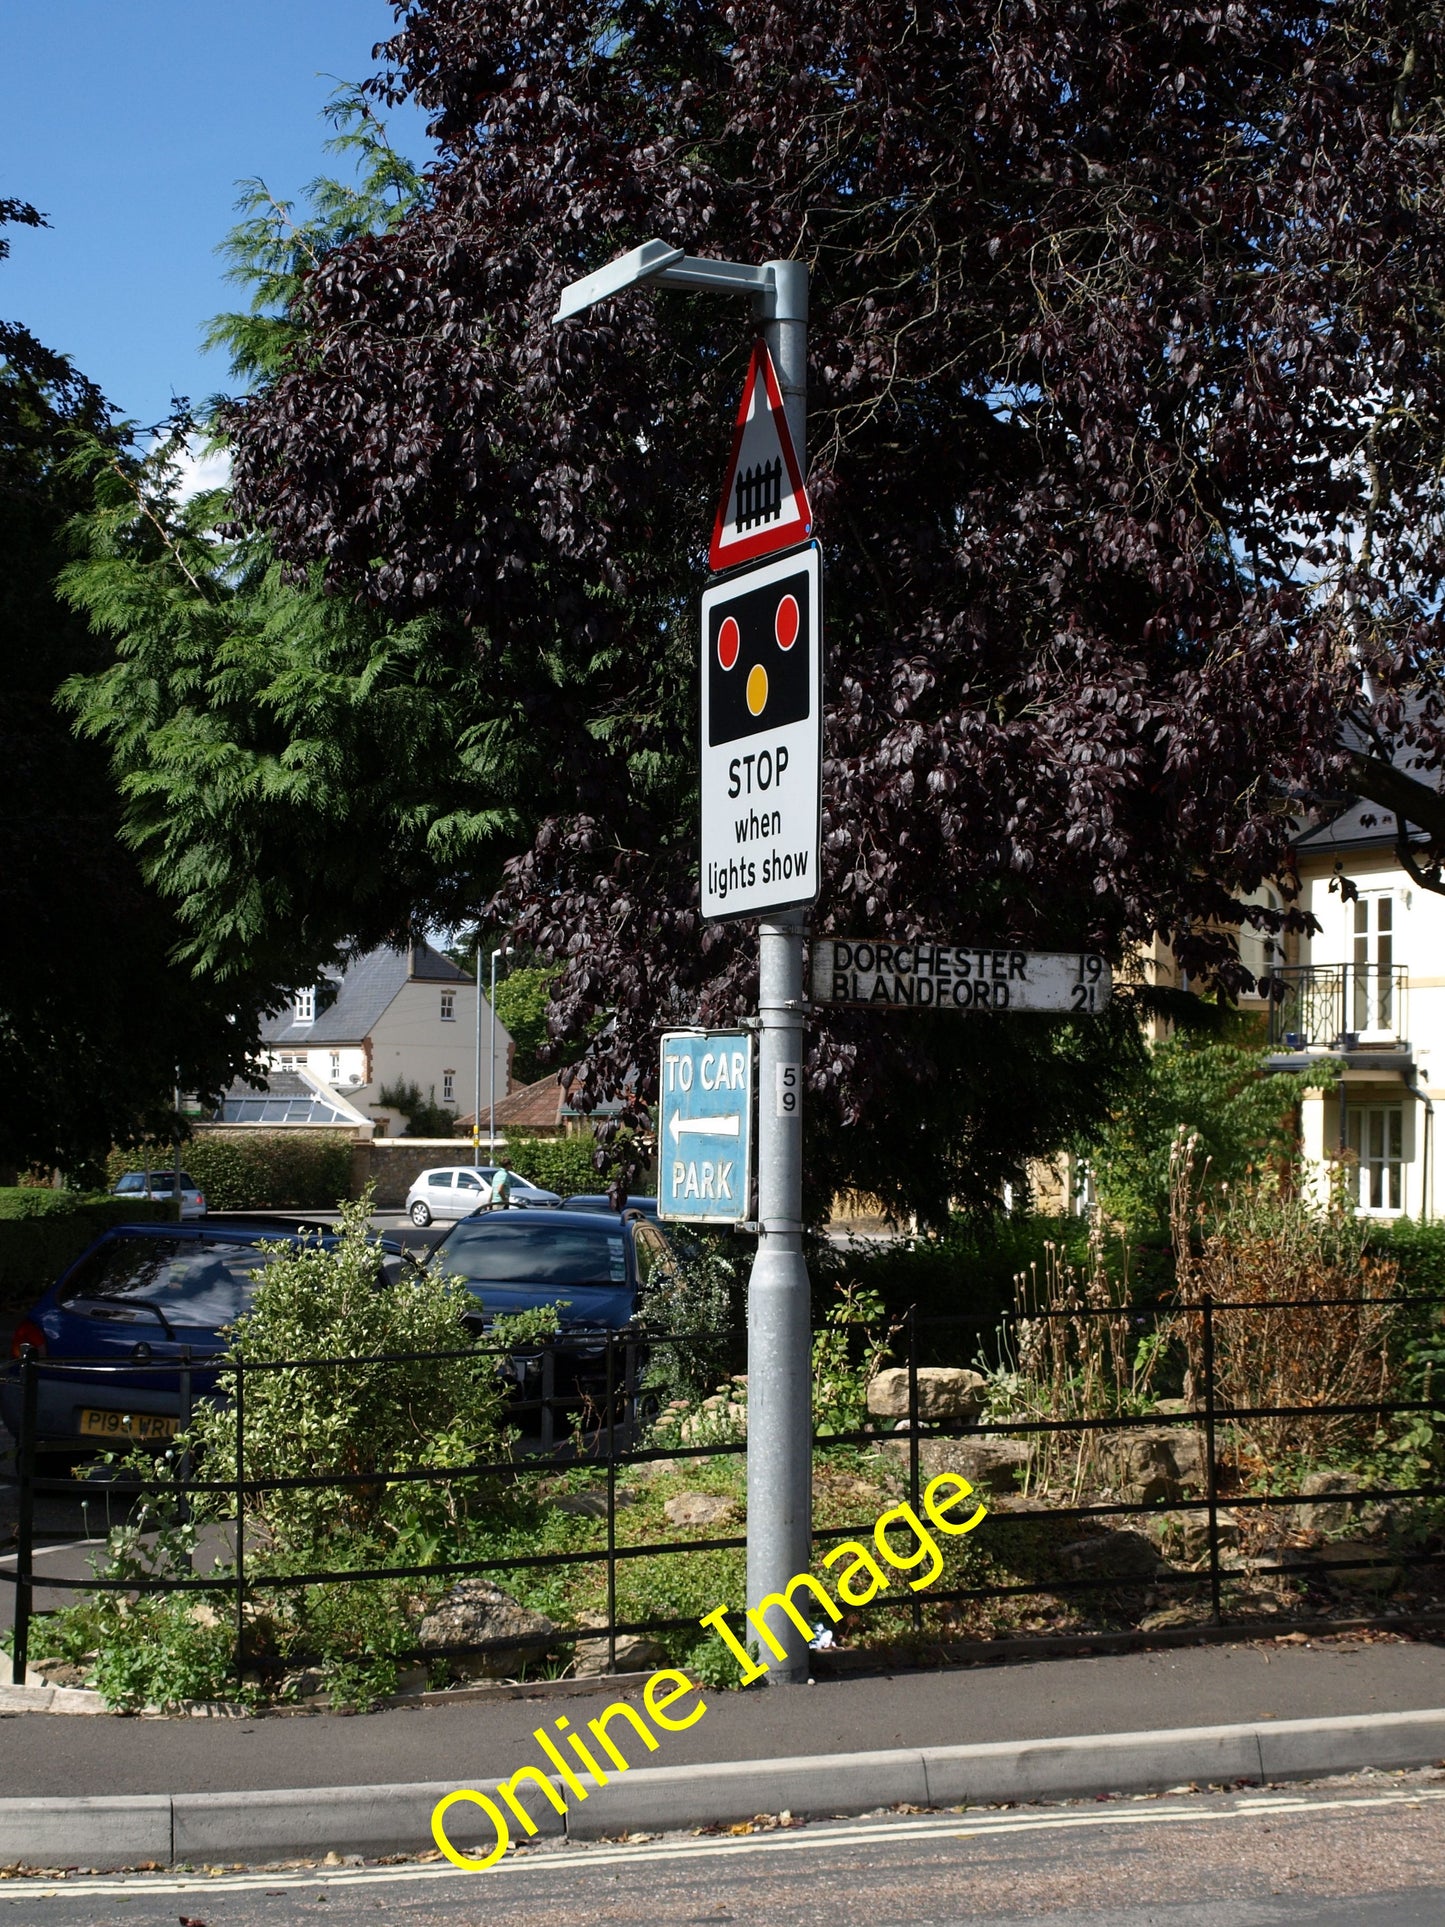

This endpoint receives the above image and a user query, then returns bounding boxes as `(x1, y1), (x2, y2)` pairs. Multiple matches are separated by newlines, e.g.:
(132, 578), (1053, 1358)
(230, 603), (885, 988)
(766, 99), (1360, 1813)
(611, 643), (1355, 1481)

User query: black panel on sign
(707, 564), (811, 746)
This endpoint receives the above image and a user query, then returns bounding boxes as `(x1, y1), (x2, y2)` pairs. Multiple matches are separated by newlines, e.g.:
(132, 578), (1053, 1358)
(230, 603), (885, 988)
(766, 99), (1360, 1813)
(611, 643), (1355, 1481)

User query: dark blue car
(430, 1206), (668, 1335)
(2, 1221), (405, 1450)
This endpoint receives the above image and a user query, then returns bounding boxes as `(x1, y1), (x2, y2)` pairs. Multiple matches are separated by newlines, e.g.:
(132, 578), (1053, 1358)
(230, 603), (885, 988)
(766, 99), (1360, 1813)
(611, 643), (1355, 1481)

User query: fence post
(907, 1305), (922, 1638)
(1201, 1293), (1222, 1627)
(11, 1351), (37, 1687)
(605, 1332), (617, 1674)
(540, 1342), (555, 1456)
(234, 1354), (246, 1684)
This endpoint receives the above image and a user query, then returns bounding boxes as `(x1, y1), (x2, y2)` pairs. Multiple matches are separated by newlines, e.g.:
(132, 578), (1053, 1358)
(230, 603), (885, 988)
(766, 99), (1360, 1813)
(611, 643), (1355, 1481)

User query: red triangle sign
(708, 340), (813, 572)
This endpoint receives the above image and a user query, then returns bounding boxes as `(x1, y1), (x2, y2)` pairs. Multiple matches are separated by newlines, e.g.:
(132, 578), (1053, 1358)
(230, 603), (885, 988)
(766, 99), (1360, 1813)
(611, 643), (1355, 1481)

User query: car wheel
(409, 1200), (432, 1227)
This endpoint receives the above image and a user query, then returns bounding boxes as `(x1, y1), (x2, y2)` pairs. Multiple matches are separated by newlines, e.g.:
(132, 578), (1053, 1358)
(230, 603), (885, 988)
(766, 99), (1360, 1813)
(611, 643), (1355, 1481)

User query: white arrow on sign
(670, 1113), (741, 1143)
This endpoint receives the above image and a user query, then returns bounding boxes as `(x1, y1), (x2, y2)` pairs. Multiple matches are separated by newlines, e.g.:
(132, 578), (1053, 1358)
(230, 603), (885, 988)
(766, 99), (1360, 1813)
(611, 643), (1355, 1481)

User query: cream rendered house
(1268, 802), (1442, 1220)
(257, 941), (513, 1135)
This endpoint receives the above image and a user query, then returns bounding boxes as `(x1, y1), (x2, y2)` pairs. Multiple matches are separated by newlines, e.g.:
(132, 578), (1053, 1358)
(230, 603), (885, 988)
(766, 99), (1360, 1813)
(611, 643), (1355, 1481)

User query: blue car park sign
(658, 1030), (753, 1225)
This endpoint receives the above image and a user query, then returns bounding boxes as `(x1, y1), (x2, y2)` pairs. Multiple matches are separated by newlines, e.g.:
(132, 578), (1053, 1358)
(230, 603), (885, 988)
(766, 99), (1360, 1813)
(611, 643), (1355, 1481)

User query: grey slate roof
(211, 1069), (368, 1127)
(259, 941), (470, 1046)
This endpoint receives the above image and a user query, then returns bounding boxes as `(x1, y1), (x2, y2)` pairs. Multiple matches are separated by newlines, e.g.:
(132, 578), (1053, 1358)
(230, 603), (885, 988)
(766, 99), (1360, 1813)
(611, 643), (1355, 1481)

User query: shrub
(0, 1189), (170, 1312)
(1170, 1137), (1398, 1461)
(377, 1080), (459, 1139)
(60, 1197), (515, 1709)
(106, 1134), (354, 1211)
(503, 1128), (606, 1198)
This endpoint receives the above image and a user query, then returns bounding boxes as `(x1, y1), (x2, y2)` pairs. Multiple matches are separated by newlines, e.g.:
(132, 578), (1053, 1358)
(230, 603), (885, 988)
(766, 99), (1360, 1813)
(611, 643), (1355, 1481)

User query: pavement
(0, 1637), (1442, 1870)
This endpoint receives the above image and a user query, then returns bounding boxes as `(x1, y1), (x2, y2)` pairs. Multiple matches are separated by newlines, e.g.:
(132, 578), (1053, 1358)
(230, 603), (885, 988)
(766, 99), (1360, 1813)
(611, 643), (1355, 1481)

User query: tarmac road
(5, 1773), (1445, 1925)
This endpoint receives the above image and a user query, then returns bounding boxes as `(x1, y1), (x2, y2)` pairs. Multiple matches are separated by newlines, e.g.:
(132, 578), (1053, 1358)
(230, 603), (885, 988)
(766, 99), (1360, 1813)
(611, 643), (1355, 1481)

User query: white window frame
(442, 1069), (455, 1103)
(294, 986), (316, 1025)
(440, 990), (456, 1022)
(329, 1052), (341, 1081)
(1346, 1103), (1406, 1214)
(1350, 893), (1396, 1040)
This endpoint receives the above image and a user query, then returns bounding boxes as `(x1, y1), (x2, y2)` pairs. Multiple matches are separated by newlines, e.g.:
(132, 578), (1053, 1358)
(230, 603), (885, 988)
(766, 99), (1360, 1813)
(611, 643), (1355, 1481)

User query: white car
(111, 1170), (207, 1220)
(403, 1166), (562, 1227)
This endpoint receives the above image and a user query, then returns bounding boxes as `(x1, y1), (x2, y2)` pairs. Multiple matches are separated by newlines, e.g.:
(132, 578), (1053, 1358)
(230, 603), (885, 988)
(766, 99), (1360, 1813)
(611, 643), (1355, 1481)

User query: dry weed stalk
(1168, 1129), (1397, 1461)
(1012, 1217), (1160, 1498)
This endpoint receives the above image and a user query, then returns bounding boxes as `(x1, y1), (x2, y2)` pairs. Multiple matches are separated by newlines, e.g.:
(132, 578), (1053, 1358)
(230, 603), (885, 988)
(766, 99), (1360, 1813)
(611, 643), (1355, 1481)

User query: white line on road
(6, 1784), (1444, 1905)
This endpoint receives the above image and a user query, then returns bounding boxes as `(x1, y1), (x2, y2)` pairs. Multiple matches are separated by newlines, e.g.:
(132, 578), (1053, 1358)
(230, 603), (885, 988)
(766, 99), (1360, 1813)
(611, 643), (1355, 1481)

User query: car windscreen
(59, 1237), (280, 1327)
(113, 1174), (150, 1193)
(439, 1222), (629, 1287)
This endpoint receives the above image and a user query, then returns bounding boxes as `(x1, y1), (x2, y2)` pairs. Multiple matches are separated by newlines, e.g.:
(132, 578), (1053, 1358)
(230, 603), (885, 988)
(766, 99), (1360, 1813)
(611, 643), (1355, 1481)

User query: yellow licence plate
(79, 1408), (178, 1441)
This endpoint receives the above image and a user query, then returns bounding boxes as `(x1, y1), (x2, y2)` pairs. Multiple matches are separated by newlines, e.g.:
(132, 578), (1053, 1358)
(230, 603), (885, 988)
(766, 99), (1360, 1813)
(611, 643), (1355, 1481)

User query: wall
(357, 1136), (507, 1208)
(356, 980), (511, 1121)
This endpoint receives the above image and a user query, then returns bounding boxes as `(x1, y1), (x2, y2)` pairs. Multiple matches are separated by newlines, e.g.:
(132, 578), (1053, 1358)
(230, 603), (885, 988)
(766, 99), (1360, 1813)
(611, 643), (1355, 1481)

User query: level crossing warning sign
(701, 545), (821, 921)
(708, 340), (813, 572)
(658, 1030), (754, 1225)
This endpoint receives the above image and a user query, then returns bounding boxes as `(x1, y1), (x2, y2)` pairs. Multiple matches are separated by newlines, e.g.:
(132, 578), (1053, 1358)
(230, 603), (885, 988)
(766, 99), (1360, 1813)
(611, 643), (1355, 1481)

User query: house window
(1347, 1105), (1404, 1212)
(441, 990), (456, 1022)
(443, 1069), (455, 1103)
(294, 986), (316, 1025)
(329, 1052), (341, 1081)
(279, 1052), (306, 1070)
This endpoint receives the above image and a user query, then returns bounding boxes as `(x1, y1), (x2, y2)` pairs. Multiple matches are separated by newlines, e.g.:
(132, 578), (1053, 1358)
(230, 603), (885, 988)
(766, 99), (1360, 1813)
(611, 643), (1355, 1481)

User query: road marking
(6, 1784), (1444, 1904)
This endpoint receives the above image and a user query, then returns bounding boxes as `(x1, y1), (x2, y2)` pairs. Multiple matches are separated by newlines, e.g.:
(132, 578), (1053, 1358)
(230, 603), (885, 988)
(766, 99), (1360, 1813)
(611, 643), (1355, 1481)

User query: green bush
(503, 1128), (607, 1198)
(0, 1190), (170, 1312)
(1372, 1218), (1445, 1299)
(819, 1212), (1101, 1355)
(106, 1134), (354, 1211)
(55, 1197), (515, 1710)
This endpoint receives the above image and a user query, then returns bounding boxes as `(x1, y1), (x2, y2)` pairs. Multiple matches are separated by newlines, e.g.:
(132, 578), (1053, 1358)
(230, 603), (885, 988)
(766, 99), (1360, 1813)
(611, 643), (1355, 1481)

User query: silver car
(111, 1170), (207, 1220)
(403, 1166), (561, 1227)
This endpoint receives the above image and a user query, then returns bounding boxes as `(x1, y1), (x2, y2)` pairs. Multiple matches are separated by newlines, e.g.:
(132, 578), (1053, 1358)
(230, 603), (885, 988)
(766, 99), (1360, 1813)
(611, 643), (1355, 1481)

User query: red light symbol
(774, 594), (800, 651)
(717, 615), (741, 671)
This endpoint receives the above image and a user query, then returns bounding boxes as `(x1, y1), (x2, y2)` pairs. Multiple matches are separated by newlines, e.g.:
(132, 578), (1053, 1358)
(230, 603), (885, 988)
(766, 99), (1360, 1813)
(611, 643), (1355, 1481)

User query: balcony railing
(1266, 964), (1408, 1051)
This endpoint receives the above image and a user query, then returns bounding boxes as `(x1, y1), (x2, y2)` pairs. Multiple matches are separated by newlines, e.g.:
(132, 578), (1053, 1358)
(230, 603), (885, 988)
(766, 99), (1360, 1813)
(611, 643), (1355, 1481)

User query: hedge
(0, 1190), (171, 1314)
(503, 1130), (608, 1199)
(105, 1134), (355, 1212)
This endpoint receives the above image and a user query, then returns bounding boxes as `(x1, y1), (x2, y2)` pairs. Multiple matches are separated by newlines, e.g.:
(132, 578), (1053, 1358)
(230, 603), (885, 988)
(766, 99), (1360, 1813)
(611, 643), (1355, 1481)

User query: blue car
(2, 1221), (406, 1450)
(430, 1206), (669, 1335)
(559, 1193), (660, 1221)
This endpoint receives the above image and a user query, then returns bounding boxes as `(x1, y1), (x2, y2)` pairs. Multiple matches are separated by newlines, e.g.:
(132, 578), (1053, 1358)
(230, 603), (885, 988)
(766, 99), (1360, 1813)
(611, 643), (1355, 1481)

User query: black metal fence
(1, 1290), (1442, 1694)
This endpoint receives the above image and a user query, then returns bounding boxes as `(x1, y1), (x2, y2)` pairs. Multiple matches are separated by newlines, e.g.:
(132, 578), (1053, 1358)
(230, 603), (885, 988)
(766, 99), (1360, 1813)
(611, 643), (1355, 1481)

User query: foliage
(1090, 1027), (1330, 1236)
(58, 1197), (513, 1709)
(56, 96), (535, 996)
(214, 1), (1445, 1204)
(637, 1225), (744, 1402)
(377, 1078), (458, 1139)
(500, 1127), (606, 1199)
(105, 1133), (354, 1211)
(1169, 1141), (1398, 1462)
(1372, 1219), (1445, 1301)
(491, 964), (561, 1086)
(0, 1192), (169, 1313)
(812, 1282), (898, 1438)
(992, 1220), (1165, 1498)
(0, 202), (269, 1175)
(817, 1211), (1099, 1354)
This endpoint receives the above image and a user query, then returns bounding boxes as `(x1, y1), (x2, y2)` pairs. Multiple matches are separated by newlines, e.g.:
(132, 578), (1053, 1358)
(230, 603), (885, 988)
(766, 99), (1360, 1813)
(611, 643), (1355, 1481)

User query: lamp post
(555, 247), (813, 1682)
(489, 946), (505, 1160)
(472, 937), (484, 1165)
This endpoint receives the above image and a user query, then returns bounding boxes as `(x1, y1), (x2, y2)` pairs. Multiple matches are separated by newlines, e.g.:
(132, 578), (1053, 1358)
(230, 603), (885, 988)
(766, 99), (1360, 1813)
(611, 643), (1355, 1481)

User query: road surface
(6, 1772), (1445, 1924)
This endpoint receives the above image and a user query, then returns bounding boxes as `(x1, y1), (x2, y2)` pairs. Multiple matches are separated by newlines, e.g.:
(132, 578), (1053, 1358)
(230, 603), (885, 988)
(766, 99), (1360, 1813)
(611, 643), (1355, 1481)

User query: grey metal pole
(473, 937), (483, 1164)
(746, 259), (813, 1684)
(489, 947), (502, 1158)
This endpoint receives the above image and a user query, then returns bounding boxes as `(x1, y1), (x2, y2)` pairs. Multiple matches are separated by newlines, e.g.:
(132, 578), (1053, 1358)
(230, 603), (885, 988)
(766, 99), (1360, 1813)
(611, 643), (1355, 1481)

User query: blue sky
(2, 2), (431, 431)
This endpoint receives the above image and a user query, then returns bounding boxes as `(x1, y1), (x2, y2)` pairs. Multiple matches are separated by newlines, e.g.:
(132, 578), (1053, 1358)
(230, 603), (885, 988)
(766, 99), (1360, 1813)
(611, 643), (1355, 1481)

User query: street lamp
(555, 244), (813, 1682)
(489, 946), (507, 1160)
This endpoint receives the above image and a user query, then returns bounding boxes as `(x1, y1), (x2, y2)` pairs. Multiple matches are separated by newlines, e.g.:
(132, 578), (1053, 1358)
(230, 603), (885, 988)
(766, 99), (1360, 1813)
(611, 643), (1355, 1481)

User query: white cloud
(146, 433), (232, 502)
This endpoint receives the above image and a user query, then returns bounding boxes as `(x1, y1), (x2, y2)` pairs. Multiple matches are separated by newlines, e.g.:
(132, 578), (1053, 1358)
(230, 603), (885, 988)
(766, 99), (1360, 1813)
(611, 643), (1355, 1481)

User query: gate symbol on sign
(735, 458), (782, 532)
